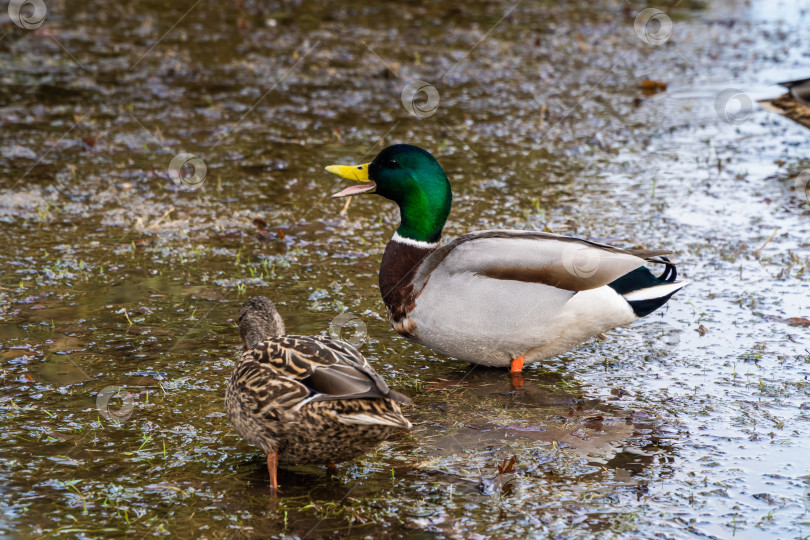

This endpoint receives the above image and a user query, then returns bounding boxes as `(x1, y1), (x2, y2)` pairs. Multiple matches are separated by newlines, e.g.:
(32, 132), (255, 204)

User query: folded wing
(415, 230), (671, 292)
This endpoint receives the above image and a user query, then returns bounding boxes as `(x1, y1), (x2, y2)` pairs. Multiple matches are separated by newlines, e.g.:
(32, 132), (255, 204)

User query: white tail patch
(337, 413), (412, 429)
(622, 281), (688, 302)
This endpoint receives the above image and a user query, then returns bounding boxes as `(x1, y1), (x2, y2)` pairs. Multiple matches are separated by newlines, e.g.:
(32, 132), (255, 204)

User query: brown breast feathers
(378, 239), (436, 331)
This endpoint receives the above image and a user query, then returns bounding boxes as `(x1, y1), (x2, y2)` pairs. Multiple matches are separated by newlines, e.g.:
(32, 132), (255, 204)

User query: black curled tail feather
(657, 256), (677, 283)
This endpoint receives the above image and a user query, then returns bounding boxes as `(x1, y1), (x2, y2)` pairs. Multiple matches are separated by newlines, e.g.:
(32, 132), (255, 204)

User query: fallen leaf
(496, 455), (517, 475)
(575, 33), (588, 52)
(640, 80), (667, 96)
(640, 79), (668, 91)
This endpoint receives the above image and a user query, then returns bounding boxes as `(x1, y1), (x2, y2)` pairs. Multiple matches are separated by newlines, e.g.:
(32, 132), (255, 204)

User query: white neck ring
(392, 232), (440, 249)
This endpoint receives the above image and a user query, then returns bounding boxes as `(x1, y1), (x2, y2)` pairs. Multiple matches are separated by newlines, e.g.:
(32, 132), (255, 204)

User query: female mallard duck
(225, 296), (412, 492)
(326, 144), (687, 381)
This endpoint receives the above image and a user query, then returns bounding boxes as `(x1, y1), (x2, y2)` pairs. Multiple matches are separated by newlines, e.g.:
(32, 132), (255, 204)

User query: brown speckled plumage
(225, 297), (411, 478)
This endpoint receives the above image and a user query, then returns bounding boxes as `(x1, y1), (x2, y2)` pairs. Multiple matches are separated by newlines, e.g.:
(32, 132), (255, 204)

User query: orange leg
(267, 451), (279, 493)
(510, 356), (525, 389)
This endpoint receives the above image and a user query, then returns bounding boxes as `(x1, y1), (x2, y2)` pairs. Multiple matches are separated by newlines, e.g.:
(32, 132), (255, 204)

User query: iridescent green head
(328, 144), (452, 243)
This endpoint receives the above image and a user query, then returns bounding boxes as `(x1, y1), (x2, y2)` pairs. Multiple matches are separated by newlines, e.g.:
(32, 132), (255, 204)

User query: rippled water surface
(1, 0), (809, 537)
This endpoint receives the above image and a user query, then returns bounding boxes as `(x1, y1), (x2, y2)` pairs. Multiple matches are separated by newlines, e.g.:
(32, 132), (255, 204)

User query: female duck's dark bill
(326, 163), (377, 198)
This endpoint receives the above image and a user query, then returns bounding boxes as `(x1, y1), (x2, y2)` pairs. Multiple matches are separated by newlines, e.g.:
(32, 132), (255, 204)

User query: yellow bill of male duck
(326, 144), (688, 385)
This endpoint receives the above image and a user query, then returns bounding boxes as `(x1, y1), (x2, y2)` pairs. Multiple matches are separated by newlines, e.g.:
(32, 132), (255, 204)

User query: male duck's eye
(386, 159), (399, 168)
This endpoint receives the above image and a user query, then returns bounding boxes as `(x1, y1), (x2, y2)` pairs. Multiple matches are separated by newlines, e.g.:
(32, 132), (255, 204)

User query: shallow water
(1, 0), (809, 538)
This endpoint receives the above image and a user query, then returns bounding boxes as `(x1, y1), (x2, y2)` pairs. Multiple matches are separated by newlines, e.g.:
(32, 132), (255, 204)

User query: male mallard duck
(225, 296), (412, 492)
(326, 144), (687, 382)
(779, 78), (810, 107)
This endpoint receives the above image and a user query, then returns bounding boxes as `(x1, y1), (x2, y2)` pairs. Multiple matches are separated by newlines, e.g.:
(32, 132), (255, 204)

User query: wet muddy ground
(1, 0), (809, 538)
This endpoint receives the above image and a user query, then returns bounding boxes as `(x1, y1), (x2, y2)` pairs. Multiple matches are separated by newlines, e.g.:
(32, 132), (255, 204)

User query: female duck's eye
(386, 159), (399, 168)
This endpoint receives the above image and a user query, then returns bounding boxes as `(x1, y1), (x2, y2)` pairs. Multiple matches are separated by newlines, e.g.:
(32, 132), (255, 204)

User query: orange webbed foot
(267, 452), (279, 494)
(510, 356), (525, 389)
